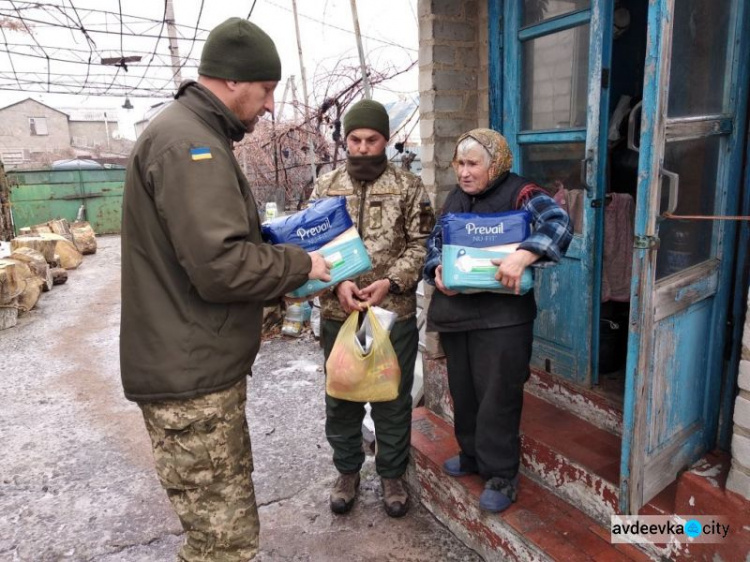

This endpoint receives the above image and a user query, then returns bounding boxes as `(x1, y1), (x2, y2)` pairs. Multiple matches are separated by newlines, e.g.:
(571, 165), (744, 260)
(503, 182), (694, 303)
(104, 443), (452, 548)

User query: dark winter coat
(120, 80), (311, 402)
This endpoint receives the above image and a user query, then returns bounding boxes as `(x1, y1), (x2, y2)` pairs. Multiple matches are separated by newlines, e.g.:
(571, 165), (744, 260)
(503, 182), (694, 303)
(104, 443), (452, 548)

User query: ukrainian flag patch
(190, 146), (212, 161)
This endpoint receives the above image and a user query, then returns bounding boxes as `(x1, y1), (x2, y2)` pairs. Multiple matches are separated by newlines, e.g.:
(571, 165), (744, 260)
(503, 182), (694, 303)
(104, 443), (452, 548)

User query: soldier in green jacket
(311, 100), (435, 518)
(120, 18), (330, 562)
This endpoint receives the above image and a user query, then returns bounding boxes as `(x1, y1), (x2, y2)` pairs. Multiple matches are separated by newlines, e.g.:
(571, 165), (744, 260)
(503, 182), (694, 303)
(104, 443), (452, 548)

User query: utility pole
(291, 0), (317, 181)
(165, 0), (183, 92)
(349, 0), (371, 99)
(277, 75), (294, 122)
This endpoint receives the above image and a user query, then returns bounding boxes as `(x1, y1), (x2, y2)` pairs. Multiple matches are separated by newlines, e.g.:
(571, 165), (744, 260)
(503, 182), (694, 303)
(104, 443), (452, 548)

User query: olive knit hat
(343, 100), (390, 140)
(198, 18), (281, 82)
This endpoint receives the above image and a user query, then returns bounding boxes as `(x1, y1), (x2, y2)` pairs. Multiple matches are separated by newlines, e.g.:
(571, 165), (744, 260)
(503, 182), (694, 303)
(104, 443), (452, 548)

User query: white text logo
(297, 218), (331, 240)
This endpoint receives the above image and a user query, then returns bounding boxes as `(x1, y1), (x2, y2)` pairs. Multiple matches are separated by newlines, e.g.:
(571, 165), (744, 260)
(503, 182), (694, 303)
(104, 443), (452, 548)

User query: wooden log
(31, 224), (53, 234)
(0, 261), (21, 303)
(0, 301), (18, 331)
(51, 267), (68, 285)
(71, 221), (97, 255)
(48, 218), (72, 238)
(36, 233), (83, 270)
(0, 258), (42, 312)
(11, 236), (57, 263)
(11, 247), (52, 292)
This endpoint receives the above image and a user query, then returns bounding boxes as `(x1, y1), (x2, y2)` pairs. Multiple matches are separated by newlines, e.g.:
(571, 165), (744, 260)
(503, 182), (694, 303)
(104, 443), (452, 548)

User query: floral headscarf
(453, 128), (513, 183)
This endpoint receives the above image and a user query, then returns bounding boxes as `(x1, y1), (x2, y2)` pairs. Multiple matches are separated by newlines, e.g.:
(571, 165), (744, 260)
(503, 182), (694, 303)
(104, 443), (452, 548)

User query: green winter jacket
(120, 80), (311, 402)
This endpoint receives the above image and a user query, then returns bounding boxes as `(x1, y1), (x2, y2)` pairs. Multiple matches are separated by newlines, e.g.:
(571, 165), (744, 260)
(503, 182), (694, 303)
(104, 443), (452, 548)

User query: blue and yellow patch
(190, 147), (212, 161)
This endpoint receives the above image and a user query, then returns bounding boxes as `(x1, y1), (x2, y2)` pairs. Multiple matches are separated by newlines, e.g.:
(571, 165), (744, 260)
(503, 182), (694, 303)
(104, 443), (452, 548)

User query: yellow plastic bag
(325, 307), (401, 402)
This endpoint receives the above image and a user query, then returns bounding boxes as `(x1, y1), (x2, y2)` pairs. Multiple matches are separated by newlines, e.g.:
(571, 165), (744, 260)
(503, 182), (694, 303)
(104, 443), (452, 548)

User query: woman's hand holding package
(360, 279), (390, 307)
(308, 251), (332, 282)
(335, 280), (366, 313)
(491, 249), (538, 295)
(435, 265), (459, 296)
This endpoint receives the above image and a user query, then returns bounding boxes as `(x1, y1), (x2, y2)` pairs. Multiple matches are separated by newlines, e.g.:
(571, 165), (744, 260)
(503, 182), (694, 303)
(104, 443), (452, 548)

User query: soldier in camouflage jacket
(310, 100), (434, 519)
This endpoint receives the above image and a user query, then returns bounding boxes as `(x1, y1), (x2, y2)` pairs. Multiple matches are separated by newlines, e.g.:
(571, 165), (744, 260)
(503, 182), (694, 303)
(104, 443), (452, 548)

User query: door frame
(620, 0), (750, 513)
(489, 0), (613, 388)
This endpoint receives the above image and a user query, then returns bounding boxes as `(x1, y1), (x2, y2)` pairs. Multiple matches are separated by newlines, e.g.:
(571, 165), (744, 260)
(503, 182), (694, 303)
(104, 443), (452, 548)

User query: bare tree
(234, 58), (417, 213)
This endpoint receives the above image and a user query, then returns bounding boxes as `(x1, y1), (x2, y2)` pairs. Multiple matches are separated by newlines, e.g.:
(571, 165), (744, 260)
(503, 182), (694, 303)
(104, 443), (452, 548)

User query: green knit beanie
(198, 18), (281, 82)
(344, 100), (390, 140)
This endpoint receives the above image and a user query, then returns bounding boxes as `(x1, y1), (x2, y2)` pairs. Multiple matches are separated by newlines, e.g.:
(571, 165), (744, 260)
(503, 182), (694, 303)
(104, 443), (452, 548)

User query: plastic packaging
(441, 210), (534, 294)
(326, 307), (401, 402)
(310, 297), (321, 339)
(281, 303), (304, 337)
(262, 197), (372, 298)
(354, 306), (396, 354)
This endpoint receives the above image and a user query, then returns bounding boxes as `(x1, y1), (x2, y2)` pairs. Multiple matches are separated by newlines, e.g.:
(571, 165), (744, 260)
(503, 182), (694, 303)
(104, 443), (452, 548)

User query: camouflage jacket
(311, 162), (434, 321)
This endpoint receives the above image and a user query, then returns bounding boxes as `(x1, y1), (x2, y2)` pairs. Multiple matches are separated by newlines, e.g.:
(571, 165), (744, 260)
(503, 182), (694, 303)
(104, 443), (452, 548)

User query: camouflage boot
(381, 476), (409, 518)
(329, 472), (360, 514)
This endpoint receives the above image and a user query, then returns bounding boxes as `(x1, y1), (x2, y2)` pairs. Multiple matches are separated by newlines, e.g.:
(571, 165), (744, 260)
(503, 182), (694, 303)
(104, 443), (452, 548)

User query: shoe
(329, 472), (360, 514)
(381, 476), (409, 518)
(479, 475), (519, 513)
(443, 455), (478, 477)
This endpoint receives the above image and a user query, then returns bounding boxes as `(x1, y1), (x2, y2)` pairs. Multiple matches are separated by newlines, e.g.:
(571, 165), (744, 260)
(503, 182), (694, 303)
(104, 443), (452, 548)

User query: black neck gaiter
(346, 153), (388, 182)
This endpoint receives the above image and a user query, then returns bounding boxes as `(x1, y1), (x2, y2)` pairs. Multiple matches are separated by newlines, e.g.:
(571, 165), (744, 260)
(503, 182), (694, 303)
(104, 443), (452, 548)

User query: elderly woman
(423, 129), (572, 513)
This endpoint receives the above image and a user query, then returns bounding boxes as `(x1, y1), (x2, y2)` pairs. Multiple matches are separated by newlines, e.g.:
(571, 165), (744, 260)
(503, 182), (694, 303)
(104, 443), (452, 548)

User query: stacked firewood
(0, 218), (97, 330)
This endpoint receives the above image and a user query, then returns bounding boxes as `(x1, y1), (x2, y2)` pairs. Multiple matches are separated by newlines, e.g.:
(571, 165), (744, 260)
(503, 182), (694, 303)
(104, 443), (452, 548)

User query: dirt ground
(0, 235), (480, 562)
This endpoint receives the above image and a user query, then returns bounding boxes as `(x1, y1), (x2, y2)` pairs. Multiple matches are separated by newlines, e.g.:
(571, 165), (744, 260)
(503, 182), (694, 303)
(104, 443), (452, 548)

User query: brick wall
(727, 289), (750, 500)
(418, 0), (488, 212)
(419, 0), (488, 360)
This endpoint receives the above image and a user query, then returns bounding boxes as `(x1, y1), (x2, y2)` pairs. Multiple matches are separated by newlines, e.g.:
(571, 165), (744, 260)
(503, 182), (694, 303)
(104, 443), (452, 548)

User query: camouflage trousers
(140, 377), (259, 562)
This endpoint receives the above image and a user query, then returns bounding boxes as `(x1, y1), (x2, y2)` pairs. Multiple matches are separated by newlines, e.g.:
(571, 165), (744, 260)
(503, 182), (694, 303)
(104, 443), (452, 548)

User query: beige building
(0, 99), (132, 169)
(0, 99), (72, 168)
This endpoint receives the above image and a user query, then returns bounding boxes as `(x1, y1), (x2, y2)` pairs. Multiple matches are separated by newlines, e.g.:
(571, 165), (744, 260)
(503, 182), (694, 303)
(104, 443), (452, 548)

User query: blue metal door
(492, 0), (612, 386)
(620, 0), (750, 513)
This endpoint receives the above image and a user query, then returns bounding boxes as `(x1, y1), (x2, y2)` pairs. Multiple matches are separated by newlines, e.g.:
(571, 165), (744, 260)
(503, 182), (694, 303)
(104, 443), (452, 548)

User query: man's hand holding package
(335, 280), (366, 313)
(308, 251), (332, 282)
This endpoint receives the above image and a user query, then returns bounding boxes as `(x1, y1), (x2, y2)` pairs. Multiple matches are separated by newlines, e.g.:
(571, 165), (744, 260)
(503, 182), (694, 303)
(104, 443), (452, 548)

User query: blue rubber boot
(442, 455), (479, 477)
(479, 475), (519, 513)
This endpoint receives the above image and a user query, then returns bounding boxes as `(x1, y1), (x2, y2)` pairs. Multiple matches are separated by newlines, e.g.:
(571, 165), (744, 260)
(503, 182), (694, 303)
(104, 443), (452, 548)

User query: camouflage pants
(140, 378), (259, 562)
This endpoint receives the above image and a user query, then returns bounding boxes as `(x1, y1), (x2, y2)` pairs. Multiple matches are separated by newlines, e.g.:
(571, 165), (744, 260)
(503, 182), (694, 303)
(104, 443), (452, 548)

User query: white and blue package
(261, 197), (372, 298)
(441, 210), (534, 294)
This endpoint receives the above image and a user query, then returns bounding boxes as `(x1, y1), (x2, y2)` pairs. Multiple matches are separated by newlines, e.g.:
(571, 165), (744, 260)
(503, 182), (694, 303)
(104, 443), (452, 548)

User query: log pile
(0, 219), (99, 330)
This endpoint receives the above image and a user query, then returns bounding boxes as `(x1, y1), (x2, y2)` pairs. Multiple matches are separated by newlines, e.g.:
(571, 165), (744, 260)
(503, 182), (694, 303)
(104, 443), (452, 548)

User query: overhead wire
(0, 0), (417, 98)
(179, 0), (204, 75)
(0, 25), (20, 89)
(126, 0), (170, 96)
(247, 0), (258, 20)
(9, 0), (51, 90)
(264, 0), (417, 52)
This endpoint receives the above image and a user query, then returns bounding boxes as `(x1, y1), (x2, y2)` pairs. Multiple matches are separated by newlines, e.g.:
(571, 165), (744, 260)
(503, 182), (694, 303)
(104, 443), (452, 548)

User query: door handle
(580, 152), (594, 197)
(660, 167), (680, 215)
(627, 100), (643, 152)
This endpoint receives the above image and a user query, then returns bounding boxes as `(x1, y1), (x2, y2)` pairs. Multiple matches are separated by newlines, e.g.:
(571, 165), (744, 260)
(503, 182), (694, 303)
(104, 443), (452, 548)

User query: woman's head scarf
(453, 128), (513, 184)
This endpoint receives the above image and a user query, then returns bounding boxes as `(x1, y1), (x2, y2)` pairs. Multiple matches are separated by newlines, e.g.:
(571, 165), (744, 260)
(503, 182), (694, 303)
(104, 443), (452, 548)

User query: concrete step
(520, 393), (621, 523)
(407, 408), (653, 562)
(526, 368), (624, 436)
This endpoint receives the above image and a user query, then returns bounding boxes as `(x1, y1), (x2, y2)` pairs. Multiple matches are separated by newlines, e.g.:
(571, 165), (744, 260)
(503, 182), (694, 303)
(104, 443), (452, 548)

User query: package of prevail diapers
(441, 210), (534, 294)
(261, 197), (372, 298)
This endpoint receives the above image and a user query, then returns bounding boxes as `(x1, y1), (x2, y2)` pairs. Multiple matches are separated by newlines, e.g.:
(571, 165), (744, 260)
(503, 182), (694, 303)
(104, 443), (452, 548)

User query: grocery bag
(325, 307), (401, 402)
